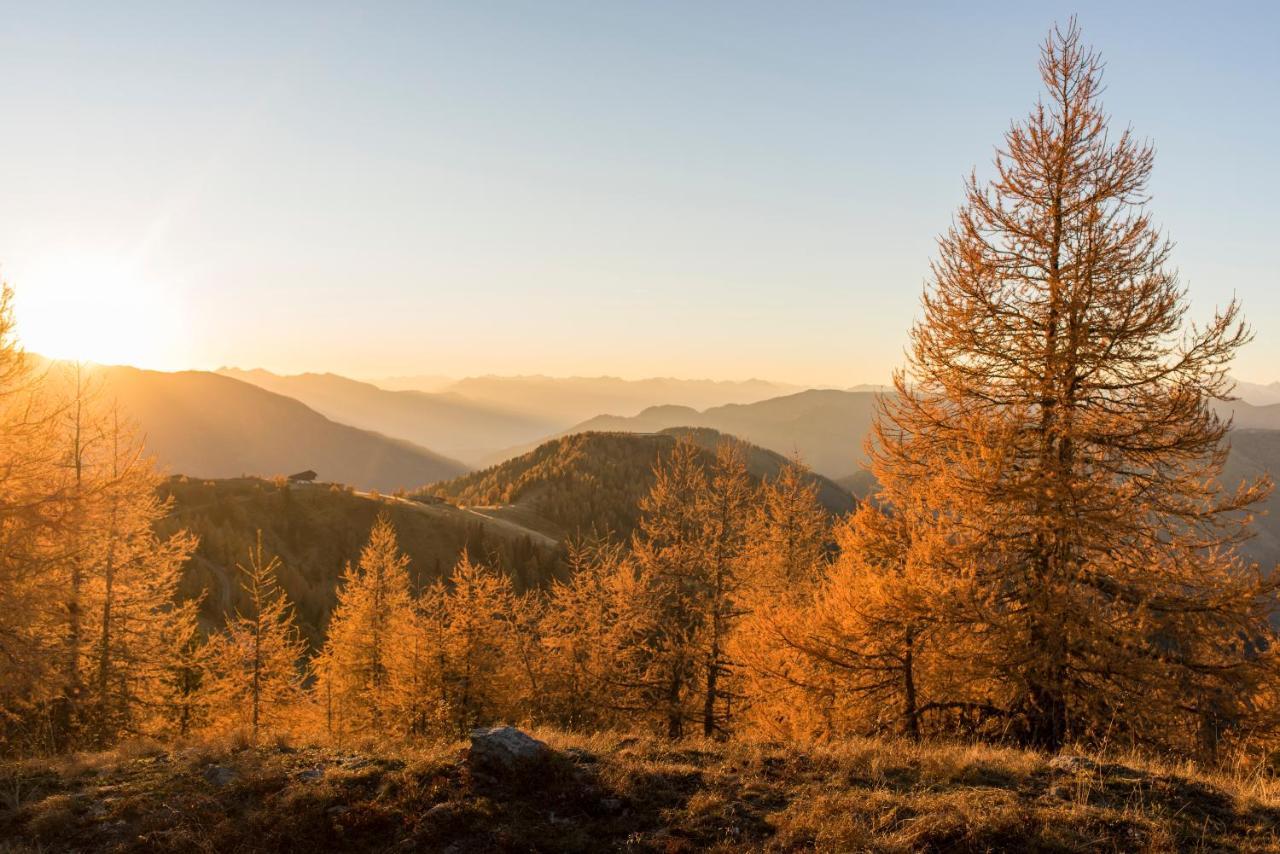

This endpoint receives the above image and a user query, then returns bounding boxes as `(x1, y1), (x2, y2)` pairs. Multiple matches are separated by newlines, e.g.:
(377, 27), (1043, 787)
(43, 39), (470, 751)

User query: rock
(296, 767), (324, 782)
(467, 726), (551, 772)
(1048, 755), (1095, 775)
(202, 765), (237, 787)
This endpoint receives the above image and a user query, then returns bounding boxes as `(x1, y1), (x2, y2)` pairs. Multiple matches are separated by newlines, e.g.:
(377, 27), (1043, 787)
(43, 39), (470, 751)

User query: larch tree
(629, 439), (711, 739)
(0, 284), (69, 751)
(540, 537), (637, 731)
(730, 461), (834, 741)
(202, 531), (307, 742)
(870, 21), (1277, 753)
(743, 461), (829, 594)
(314, 514), (417, 743)
(78, 408), (199, 746)
(431, 555), (523, 735)
(697, 442), (754, 738)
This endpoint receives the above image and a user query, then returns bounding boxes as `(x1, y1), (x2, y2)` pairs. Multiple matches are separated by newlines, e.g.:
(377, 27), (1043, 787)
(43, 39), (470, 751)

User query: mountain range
(61, 363), (468, 491)
(218, 368), (556, 466)
(32, 360), (1280, 570)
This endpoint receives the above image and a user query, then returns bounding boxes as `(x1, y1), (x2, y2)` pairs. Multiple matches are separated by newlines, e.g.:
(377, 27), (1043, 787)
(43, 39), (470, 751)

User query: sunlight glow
(12, 253), (188, 369)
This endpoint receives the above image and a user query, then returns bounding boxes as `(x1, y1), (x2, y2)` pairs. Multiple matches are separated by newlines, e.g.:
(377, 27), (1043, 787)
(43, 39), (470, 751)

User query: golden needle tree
(871, 20), (1277, 752)
(203, 531), (306, 742)
(314, 514), (416, 743)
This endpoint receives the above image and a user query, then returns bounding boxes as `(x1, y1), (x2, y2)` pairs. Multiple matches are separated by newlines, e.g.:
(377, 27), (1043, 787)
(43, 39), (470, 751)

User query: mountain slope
(159, 476), (563, 648)
(1217, 399), (1280, 431)
(426, 428), (855, 541)
(1232, 379), (1280, 407)
(497, 389), (882, 479)
(80, 365), (468, 492)
(1222, 429), (1280, 570)
(220, 368), (557, 465)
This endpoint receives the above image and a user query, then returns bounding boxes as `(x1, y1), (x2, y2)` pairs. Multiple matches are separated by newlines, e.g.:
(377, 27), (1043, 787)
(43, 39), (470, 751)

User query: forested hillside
(427, 428), (854, 540)
(499, 389), (880, 478)
(158, 476), (564, 650)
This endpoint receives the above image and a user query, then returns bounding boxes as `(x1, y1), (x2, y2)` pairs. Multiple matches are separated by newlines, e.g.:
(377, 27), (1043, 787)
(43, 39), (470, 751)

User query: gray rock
(467, 726), (551, 772)
(202, 765), (237, 787)
(1048, 755), (1095, 775)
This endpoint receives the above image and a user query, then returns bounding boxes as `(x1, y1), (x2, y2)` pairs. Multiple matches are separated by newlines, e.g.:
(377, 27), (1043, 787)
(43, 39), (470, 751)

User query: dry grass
(2, 730), (1279, 852)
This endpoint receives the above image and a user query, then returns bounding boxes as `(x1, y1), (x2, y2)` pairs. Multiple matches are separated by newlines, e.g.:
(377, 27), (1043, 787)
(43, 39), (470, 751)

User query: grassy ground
(3, 730), (1279, 852)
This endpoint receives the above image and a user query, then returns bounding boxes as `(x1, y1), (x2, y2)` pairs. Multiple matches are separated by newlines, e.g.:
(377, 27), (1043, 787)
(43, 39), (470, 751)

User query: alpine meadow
(3, 9), (1280, 853)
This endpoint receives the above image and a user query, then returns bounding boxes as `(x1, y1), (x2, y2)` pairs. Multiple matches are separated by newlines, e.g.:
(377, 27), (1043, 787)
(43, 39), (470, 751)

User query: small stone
(1048, 755), (1094, 775)
(467, 726), (551, 773)
(202, 765), (237, 787)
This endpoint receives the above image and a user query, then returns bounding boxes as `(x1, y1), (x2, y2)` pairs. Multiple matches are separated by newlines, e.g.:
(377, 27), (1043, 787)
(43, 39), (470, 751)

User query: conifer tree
(698, 442), (754, 737)
(629, 439), (710, 738)
(0, 285), (69, 750)
(744, 461), (829, 594)
(541, 537), (639, 730)
(730, 461), (834, 741)
(432, 555), (523, 735)
(870, 21), (1278, 753)
(314, 514), (416, 743)
(78, 410), (200, 745)
(202, 531), (306, 741)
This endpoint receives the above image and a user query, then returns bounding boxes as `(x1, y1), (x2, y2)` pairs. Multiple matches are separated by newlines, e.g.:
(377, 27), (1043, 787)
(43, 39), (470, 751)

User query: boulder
(467, 726), (551, 772)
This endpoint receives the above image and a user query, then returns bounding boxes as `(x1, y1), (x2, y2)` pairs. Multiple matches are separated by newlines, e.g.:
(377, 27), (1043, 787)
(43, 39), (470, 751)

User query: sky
(0, 1), (1277, 387)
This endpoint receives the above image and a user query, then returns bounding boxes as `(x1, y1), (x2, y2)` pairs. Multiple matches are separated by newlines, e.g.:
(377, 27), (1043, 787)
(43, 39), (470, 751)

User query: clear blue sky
(1, 1), (1276, 386)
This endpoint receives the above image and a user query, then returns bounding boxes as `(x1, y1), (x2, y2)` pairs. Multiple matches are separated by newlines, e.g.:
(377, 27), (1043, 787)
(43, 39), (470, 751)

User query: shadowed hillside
(158, 476), (565, 649)
(426, 428), (855, 541)
(50, 363), (470, 492)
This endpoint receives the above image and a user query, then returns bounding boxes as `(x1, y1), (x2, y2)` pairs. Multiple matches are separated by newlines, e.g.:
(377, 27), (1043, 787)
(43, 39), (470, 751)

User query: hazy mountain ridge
(494, 388), (882, 479)
(392, 373), (805, 426)
(1232, 378), (1280, 407)
(218, 368), (557, 466)
(59, 363), (469, 492)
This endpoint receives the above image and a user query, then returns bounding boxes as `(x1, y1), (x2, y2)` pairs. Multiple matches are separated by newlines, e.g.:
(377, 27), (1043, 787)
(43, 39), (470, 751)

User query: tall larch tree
(540, 537), (637, 731)
(871, 20), (1277, 753)
(432, 555), (523, 735)
(0, 284), (69, 751)
(202, 531), (306, 741)
(315, 514), (417, 743)
(79, 409), (199, 745)
(731, 461), (834, 742)
(629, 439), (711, 739)
(697, 442), (754, 737)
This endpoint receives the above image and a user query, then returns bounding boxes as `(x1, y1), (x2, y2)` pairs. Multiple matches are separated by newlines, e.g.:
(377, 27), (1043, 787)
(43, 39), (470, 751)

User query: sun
(10, 253), (188, 369)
